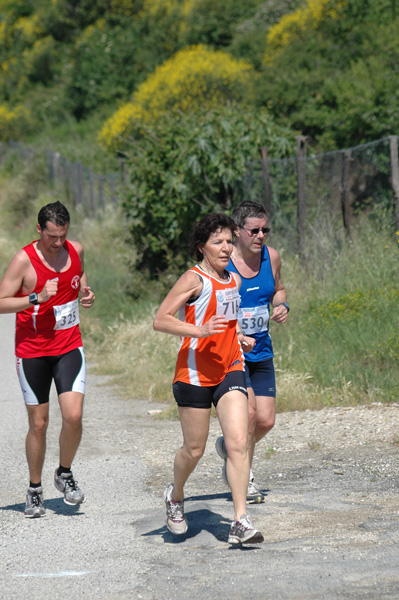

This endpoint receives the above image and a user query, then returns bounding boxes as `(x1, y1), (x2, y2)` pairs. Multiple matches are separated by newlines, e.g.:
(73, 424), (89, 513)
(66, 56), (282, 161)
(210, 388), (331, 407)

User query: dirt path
(1, 313), (399, 599)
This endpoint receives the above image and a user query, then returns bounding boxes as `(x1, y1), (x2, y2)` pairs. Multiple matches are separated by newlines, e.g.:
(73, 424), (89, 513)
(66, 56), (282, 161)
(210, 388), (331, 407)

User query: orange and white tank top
(173, 265), (245, 387)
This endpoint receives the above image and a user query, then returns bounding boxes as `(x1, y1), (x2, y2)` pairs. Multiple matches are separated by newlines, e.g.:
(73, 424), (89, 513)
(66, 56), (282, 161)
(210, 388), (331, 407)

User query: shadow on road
(141, 507), (263, 550)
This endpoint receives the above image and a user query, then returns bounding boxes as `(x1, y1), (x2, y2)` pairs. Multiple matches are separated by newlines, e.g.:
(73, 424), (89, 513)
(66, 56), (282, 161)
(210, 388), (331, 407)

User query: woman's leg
(216, 390), (249, 520)
(171, 406), (211, 501)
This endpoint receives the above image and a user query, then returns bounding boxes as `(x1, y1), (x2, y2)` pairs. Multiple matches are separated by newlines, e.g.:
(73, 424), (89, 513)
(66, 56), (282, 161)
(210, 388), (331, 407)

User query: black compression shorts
(173, 370), (247, 409)
(245, 357), (276, 397)
(16, 347), (86, 406)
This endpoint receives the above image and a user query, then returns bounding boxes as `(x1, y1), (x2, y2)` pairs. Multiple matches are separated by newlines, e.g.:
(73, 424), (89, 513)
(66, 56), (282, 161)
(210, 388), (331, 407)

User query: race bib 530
(238, 305), (269, 335)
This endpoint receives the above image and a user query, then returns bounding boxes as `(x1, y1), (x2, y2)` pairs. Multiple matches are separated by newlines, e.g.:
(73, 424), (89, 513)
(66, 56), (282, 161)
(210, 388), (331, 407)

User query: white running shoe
(25, 486), (46, 518)
(164, 484), (188, 535)
(247, 478), (265, 504)
(228, 514), (264, 544)
(215, 436), (229, 486)
(54, 470), (86, 505)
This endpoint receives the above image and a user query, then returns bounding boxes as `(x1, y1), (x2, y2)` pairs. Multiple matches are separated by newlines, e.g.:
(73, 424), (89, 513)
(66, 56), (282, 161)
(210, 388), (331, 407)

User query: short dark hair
(191, 213), (236, 261)
(231, 201), (267, 228)
(38, 201), (70, 229)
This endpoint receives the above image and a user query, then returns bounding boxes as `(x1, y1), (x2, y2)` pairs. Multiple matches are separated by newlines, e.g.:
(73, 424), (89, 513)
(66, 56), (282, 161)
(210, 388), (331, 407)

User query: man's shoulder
(0, 246), (33, 284)
(265, 245), (281, 263)
(13, 246), (33, 266)
(67, 240), (83, 255)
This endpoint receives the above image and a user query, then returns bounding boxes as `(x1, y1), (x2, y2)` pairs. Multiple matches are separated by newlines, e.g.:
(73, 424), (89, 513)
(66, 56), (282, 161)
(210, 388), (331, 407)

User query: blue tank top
(228, 245), (275, 362)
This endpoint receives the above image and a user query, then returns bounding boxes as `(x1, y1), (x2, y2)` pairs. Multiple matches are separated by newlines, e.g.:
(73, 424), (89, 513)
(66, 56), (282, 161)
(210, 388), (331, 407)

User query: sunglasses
(239, 226), (271, 236)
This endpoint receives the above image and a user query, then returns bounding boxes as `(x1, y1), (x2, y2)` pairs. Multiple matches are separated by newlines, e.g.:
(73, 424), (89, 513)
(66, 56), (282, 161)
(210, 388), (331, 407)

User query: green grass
(271, 213), (399, 407)
(1, 155), (398, 412)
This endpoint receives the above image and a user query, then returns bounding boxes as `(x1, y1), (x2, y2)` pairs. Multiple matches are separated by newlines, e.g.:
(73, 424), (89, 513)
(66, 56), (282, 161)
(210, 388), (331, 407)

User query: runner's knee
(182, 442), (206, 463)
(28, 414), (49, 436)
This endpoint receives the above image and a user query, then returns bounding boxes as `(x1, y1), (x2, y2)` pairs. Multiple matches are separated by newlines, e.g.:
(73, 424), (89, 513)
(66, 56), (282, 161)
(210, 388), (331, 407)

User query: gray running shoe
(215, 436), (229, 486)
(247, 478), (265, 504)
(54, 470), (86, 506)
(25, 486), (46, 518)
(164, 484), (188, 535)
(228, 514), (264, 545)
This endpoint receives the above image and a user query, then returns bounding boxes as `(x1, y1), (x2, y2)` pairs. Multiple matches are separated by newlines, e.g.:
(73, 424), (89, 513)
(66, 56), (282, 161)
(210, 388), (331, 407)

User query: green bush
(67, 21), (142, 119)
(178, 0), (262, 48)
(22, 35), (57, 83)
(121, 106), (294, 277)
(257, 0), (399, 148)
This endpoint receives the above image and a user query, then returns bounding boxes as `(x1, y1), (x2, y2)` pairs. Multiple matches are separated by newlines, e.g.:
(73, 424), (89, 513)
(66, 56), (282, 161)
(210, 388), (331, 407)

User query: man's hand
(240, 334), (256, 351)
(271, 304), (289, 324)
(80, 286), (95, 308)
(38, 279), (58, 303)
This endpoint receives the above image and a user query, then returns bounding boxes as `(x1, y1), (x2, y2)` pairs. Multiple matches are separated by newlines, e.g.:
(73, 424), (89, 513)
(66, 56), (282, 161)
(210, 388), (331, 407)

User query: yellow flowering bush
(0, 104), (32, 141)
(98, 104), (148, 152)
(99, 45), (254, 151)
(13, 15), (44, 44)
(265, 0), (345, 63)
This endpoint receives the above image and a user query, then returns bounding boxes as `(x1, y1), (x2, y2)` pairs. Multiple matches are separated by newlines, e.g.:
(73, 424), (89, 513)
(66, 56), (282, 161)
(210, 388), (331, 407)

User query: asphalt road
(1, 312), (399, 600)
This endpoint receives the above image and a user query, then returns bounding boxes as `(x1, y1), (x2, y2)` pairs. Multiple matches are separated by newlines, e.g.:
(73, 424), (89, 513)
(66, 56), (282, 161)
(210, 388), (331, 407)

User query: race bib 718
(216, 288), (240, 321)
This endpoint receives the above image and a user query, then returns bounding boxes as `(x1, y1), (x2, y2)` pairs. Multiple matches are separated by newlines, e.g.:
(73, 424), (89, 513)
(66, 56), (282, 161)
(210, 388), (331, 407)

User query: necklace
(199, 262), (228, 281)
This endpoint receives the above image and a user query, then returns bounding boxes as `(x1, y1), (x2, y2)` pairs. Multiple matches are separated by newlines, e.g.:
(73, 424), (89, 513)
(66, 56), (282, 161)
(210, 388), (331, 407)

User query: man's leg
(58, 391), (84, 469)
(248, 390), (276, 467)
(25, 403), (50, 484)
(54, 391), (86, 505)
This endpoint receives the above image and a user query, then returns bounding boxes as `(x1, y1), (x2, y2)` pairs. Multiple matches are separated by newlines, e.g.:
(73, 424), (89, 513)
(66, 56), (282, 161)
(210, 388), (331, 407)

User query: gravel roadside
(1, 312), (399, 600)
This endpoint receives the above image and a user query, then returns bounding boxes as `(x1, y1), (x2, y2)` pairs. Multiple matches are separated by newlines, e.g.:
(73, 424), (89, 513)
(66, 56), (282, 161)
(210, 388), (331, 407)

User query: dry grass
(87, 312), (180, 403)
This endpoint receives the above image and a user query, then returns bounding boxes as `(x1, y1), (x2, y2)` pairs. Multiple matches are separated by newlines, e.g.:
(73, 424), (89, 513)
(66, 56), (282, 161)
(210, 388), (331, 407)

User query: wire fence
(0, 141), (123, 217)
(244, 135), (399, 253)
(1, 136), (399, 252)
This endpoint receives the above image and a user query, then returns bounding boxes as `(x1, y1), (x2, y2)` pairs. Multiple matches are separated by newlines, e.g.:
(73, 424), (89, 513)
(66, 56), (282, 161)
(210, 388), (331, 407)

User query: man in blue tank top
(215, 201), (289, 503)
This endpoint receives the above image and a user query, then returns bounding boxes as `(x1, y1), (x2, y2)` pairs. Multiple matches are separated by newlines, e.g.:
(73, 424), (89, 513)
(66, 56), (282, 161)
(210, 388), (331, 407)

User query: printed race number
(238, 305), (269, 335)
(53, 299), (80, 330)
(216, 288), (240, 321)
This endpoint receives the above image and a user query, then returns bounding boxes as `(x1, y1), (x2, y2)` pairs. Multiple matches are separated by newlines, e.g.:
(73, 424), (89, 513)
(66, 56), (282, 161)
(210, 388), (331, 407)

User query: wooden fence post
(296, 135), (307, 254)
(341, 150), (353, 238)
(259, 146), (272, 220)
(389, 135), (399, 231)
(89, 169), (96, 217)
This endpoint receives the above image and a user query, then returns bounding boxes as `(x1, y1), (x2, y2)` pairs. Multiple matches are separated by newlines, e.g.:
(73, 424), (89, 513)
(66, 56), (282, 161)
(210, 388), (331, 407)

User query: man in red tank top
(0, 201), (95, 517)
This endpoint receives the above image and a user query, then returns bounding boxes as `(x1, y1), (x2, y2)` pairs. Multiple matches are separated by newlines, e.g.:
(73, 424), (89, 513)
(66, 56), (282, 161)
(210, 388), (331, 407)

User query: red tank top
(15, 240), (83, 358)
(173, 266), (244, 386)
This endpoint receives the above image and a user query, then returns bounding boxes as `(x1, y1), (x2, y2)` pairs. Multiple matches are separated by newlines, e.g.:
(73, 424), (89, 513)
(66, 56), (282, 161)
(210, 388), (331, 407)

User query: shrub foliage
(121, 107), (294, 276)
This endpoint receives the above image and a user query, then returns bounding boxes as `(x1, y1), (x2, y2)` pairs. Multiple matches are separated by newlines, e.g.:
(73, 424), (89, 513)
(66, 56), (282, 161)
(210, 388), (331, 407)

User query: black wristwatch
(276, 302), (290, 312)
(29, 292), (39, 305)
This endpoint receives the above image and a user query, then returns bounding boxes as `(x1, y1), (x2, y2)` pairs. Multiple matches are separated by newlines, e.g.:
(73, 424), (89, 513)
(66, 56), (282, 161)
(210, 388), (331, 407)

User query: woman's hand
(199, 315), (228, 337)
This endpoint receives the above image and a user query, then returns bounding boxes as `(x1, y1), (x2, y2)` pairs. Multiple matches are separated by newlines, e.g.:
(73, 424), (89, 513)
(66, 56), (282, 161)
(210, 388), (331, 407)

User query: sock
(57, 465), (72, 477)
(29, 481), (42, 489)
(249, 468), (254, 481)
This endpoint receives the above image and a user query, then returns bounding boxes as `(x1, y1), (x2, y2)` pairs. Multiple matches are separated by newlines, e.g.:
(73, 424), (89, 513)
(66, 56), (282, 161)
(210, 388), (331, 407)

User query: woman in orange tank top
(153, 213), (264, 545)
